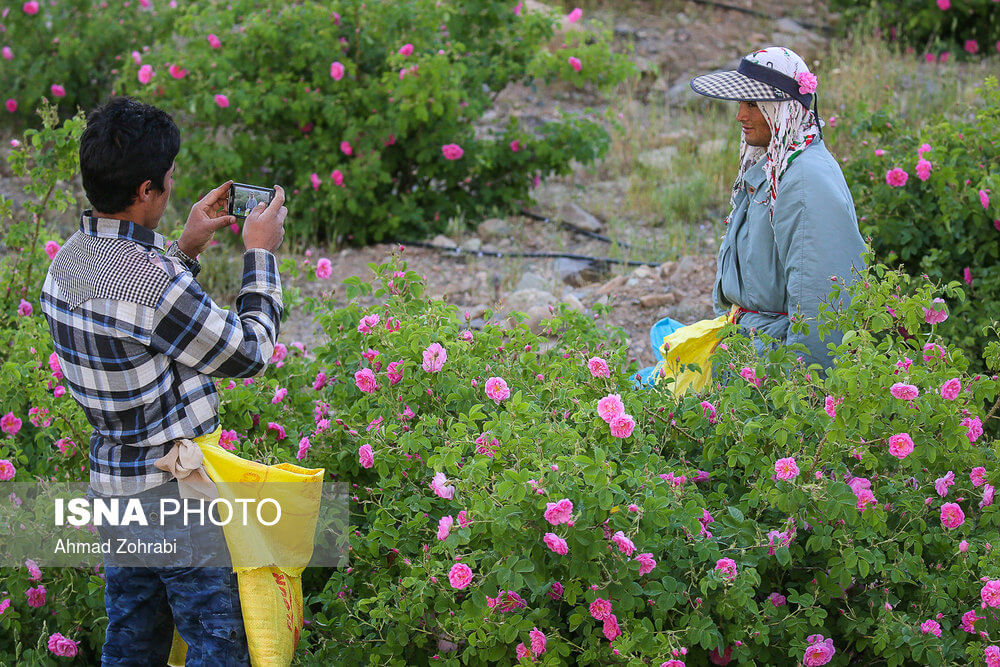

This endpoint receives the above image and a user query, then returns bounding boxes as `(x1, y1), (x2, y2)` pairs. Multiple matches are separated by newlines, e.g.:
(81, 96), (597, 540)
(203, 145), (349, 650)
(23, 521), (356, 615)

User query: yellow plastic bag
(653, 308), (735, 395)
(167, 428), (324, 667)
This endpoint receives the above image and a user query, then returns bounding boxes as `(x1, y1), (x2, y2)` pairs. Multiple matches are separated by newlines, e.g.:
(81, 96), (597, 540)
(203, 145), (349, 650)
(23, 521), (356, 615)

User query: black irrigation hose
(519, 209), (633, 249)
(397, 239), (663, 267)
(686, 0), (836, 35)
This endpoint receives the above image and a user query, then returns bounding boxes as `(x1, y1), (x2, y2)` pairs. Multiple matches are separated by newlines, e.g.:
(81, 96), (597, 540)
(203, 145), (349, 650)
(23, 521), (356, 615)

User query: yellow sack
(653, 308), (736, 395)
(167, 428), (324, 667)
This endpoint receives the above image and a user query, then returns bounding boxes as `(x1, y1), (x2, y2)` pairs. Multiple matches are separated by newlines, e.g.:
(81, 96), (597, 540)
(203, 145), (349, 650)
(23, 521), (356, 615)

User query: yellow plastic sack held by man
(652, 306), (739, 395)
(164, 428), (324, 667)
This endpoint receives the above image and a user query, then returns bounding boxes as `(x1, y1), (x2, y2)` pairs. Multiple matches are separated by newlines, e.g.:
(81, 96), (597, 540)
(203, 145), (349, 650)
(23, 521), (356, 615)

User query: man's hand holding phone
(243, 184), (287, 254)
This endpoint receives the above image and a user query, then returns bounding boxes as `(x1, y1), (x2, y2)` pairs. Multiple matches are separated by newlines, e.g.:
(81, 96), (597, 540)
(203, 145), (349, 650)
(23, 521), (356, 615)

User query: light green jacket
(712, 139), (866, 369)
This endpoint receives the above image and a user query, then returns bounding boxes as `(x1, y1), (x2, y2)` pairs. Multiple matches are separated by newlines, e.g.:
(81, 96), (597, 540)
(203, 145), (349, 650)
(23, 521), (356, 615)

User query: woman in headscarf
(689, 46), (866, 370)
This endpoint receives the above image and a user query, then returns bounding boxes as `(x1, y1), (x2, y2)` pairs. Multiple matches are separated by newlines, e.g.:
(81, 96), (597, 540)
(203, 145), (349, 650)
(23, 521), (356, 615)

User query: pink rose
(271, 387), (287, 404)
(597, 393), (625, 423)
(602, 613), (621, 641)
(448, 562), (473, 589)
(329, 60), (345, 80)
(940, 502), (965, 528)
(207, 33), (221, 48)
(2, 47), (12, 60)
(980, 189), (991, 210)
(218, 430), (238, 451)
(803, 636), (835, 666)
(4, 99), (17, 113)
(971, 467), (987, 487)
(701, 400), (717, 422)
(635, 552), (656, 575)
(543, 498), (573, 525)
(964, 39), (979, 54)
(543, 532), (568, 555)
(296, 436), (311, 460)
(214, 94), (229, 108)
(26, 585), (46, 608)
(421, 342), (447, 373)
(964, 267), (973, 285)
(0, 459), (16, 480)
(589, 597), (612, 620)
(138, 64), (154, 84)
(331, 169), (344, 186)
(340, 140), (352, 156)
(567, 7), (582, 22)
(715, 557), (737, 580)
(885, 168), (909, 187)
(768, 592), (787, 607)
(529, 627), (547, 656)
(44, 240), (60, 260)
(611, 531), (635, 556)
(923, 298), (948, 324)
(168, 64), (187, 79)
(934, 470), (955, 497)
(17, 299), (32, 316)
(795, 71), (818, 95)
(608, 413), (635, 438)
(887, 432), (914, 459)
(354, 368), (378, 393)
(960, 539), (970, 553)
(50, 84), (66, 98)
(547, 581), (563, 600)
(986, 646), (1000, 667)
(568, 56), (582, 72)
(1, 412), (22, 437)
(918, 143), (931, 156)
(916, 158), (932, 181)
(588, 356), (610, 378)
(982, 580), (1000, 608)
(442, 143), (464, 160)
(889, 382), (919, 400)
(267, 422), (286, 440)
(23, 1), (39, 15)
(310, 172), (321, 190)
(981, 484), (995, 509)
(437, 515), (453, 541)
(509, 140), (521, 152)
(485, 376), (510, 403)
(940, 378), (961, 400)
(774, 457), (800, 481)
(315, 257), (332, 279)
(357, 313), (380, 334)
(937, 0), (950, 7)
(962, 609), (984, 633)
(430, 472), (455, 500)
(47, 633), (79, 658)
(358, 444), (374, 469)
(398, 43), (414, 56)
(962, 416), (984, 443)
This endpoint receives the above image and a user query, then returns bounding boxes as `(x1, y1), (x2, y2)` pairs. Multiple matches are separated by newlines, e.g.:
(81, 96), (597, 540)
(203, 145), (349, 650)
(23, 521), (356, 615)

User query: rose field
(2, 0), (1000, 665)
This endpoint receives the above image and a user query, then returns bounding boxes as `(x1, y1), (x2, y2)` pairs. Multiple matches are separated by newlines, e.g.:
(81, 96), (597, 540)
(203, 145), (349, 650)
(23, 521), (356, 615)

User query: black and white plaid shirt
(40, 211), (282, 495)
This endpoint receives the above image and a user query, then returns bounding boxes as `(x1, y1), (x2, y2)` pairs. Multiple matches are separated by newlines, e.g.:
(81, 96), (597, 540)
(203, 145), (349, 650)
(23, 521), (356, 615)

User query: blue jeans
(96, 481), (249, 666)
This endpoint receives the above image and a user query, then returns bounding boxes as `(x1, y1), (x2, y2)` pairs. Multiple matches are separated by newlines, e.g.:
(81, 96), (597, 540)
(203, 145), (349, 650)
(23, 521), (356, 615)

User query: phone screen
(230, 183), (275, 219)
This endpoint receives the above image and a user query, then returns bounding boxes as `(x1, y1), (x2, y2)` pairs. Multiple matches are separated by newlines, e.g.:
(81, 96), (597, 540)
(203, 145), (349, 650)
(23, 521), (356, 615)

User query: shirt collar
(742, 156), (768, 191)
(80, 210), (165, 251)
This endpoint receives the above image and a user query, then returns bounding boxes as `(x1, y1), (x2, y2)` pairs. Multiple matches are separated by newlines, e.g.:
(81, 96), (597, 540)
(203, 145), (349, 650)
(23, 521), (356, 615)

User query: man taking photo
(40, 96), (286, 665)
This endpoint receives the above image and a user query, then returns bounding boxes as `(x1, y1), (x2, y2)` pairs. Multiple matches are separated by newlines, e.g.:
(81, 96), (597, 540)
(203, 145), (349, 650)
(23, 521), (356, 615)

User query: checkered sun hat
(689, 46), (815, 109)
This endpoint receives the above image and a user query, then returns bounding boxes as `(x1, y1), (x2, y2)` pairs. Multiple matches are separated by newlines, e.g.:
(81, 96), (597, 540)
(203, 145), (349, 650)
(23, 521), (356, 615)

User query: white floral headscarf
(729, 47), (822, 228)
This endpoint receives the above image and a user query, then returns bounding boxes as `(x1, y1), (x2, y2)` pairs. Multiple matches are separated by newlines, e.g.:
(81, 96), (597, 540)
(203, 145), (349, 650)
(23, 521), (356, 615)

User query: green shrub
(829, 0), (1000, 58)
(280, 255), (999, 664)
(0, 0), (178, 129)
(114, 0), (634, 245)
(841, 76), (1000, 370)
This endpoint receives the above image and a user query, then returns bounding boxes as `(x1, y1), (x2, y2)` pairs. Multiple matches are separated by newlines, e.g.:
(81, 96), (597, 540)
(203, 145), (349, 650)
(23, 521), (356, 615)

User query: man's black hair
(79, 97), (181, 214)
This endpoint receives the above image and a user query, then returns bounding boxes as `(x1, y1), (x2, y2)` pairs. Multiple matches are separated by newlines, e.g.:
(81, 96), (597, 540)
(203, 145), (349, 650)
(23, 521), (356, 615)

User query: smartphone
(228, 182), (276, 219)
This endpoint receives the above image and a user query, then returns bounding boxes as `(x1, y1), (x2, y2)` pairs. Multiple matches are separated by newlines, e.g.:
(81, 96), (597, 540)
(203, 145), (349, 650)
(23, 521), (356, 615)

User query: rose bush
(114, 0), (634, 244)
(841, 76), (1000, 373)
(0, 0), (179, 130)
(829, 0), (1000, 59)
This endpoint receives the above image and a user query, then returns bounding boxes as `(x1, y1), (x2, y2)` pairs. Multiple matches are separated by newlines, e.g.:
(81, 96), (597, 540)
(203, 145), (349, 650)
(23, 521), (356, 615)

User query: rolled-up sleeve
(149, 249), (283, 377)
(771, 161), (865, 368)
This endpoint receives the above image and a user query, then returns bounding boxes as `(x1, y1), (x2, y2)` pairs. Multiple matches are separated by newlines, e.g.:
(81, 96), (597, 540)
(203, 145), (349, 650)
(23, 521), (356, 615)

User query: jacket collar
(80, 210), (165, 251)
